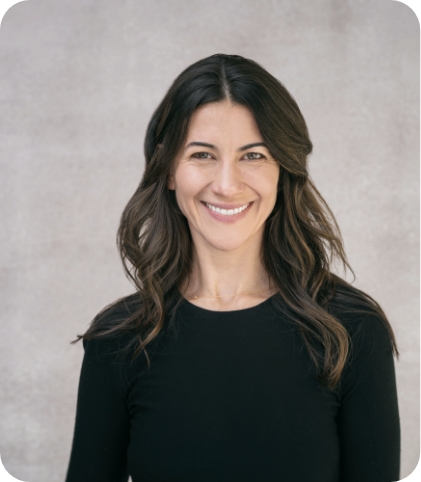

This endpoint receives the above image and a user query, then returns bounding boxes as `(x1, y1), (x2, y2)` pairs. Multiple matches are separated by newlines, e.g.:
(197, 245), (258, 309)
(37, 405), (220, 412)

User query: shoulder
(84, 293), (142, 340)
(91, 292), (142, 329)
(326, 285), (399, 405)
(328, 282), (396, 362)
(82, 293), (142, 356)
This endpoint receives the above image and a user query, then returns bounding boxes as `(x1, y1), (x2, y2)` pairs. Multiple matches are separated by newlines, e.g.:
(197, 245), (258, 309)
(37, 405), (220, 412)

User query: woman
(65, 54), (400, 482)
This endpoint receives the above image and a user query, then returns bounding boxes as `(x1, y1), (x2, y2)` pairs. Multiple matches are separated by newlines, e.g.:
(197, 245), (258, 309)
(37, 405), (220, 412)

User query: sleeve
(337, 313), (401, 482)
(65, 337), (131, 482)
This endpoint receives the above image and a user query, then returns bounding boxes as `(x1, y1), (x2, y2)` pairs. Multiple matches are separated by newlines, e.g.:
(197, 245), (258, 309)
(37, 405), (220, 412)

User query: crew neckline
(179, 293), (277, 317)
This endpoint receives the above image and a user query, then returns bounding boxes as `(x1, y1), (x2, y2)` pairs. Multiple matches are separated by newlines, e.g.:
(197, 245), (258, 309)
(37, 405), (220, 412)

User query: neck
(181, 232), (274, 309)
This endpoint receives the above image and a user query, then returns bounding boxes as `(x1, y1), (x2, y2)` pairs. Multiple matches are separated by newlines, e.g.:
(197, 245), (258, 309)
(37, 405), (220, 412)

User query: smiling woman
(65, 54), (400, 482)
(167, 101), (280, 282)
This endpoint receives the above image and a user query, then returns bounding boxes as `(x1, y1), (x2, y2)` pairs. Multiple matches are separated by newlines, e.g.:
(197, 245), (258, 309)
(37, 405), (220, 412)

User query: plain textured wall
(0, 0), (418, 480)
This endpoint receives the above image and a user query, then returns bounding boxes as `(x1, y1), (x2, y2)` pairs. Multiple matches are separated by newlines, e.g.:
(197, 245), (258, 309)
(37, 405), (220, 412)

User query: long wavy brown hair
(73, 54), (398, 389)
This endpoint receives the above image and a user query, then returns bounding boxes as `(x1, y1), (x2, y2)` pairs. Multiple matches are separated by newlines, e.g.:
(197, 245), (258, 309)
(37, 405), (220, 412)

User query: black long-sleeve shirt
(65, 294), (400, 482)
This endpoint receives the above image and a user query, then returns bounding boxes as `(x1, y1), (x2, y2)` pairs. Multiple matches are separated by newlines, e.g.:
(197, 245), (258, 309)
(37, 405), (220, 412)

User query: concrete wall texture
(0, 0), (418, 480)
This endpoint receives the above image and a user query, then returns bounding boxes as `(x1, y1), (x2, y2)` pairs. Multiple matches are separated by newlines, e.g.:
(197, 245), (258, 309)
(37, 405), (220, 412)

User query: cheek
(265, 166), (281, 202)
(243, 168), (280, 204)
(173, 168), (206, 210)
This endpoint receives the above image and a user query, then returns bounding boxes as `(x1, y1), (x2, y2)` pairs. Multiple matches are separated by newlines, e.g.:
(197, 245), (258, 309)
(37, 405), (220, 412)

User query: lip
(200, 201), (253, 223)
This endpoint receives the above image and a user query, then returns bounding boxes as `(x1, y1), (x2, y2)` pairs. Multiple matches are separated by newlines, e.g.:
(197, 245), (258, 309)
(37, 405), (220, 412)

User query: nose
(211, 159), (245, 198)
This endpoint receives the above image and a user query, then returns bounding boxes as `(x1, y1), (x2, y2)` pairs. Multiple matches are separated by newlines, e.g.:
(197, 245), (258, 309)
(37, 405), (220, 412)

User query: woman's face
(168, 101), (280, 253)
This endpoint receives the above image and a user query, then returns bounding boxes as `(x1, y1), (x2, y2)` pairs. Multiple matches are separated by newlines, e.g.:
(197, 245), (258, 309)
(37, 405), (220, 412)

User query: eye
(191, 152), (214, 160)
(243, 152), (265, 161)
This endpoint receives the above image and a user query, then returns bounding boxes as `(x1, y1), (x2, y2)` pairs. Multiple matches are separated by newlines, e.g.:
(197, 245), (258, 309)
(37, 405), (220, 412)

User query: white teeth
(205, 203), (249, 216)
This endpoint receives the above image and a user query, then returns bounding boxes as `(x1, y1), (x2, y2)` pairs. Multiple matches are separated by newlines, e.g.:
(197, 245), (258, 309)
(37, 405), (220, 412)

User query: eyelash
(191, 152), (266, 161)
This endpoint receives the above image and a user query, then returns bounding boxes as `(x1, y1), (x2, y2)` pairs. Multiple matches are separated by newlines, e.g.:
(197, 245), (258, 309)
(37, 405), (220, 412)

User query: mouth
(203, 201), (250, 216)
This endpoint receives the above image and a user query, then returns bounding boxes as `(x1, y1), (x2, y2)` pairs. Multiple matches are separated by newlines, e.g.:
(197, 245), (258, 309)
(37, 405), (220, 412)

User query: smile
(204, 202), (250, 216)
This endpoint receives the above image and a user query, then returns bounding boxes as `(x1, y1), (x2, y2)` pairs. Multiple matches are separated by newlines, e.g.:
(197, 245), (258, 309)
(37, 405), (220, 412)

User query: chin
(204, 236), (251, 252)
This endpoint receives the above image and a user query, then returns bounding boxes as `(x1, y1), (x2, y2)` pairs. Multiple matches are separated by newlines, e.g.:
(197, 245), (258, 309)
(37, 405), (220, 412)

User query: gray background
(0, 0), (418, 480)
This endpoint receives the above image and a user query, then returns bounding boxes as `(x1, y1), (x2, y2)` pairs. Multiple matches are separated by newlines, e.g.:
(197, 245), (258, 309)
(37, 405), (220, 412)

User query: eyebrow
(184, 141), (268, 152)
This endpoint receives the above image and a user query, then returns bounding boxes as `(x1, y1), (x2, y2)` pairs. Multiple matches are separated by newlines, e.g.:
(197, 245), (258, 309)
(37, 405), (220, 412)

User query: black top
(65, 294), (400, 482)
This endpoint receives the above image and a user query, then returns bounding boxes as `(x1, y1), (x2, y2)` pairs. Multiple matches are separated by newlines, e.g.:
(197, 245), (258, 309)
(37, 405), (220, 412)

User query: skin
(168, 100), (280, 311)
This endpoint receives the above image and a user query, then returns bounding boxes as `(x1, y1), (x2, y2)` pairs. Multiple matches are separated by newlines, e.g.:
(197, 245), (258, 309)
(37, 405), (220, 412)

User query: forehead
(186, 101), (263, 143)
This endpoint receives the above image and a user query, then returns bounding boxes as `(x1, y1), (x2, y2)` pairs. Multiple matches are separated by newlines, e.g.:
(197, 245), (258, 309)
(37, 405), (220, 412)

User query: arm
(337, 313), (400, 482)
(65, 337), (130, 482)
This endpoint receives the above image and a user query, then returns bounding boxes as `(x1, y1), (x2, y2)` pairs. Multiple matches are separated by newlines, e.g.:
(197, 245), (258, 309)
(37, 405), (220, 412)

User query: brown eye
(244, 152), (265, 160)
(192, 152), (213, 159)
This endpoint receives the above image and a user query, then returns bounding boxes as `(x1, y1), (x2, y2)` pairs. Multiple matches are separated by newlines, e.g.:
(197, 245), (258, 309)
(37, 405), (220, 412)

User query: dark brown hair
(73, 54), (398, 389)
